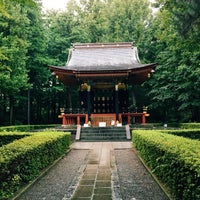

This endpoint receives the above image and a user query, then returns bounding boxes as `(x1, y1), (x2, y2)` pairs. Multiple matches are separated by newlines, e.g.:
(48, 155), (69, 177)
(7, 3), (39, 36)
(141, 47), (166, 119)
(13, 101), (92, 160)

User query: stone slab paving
(70, 142), (113, 200)
(15, 149), (89, 200)
(15, 142), (169, 200)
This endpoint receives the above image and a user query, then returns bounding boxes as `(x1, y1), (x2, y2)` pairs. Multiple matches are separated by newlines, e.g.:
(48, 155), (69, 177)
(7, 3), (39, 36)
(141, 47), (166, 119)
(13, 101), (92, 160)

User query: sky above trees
(42, 0), (69, 11)
(42, 0), (157, 11)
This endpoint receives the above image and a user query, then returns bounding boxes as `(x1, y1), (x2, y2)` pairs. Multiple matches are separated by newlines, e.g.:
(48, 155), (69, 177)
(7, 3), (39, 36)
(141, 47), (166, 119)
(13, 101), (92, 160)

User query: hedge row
(0, 133), (29, 147)
(164, 129), (200, 140)
(130, 123), (200, 130)
(132, 130), (200, 200)
(179, 123), (200, 129)
(0, 131), (71, 200)
(0, 124), (59, 132)
(164, 123), (200, 129)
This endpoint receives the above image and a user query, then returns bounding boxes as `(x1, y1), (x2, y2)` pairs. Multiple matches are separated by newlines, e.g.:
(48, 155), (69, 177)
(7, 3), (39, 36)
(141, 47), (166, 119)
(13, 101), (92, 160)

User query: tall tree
(66, 0), (107, 43)
(103, 0), (152, 45)
(0, 0), (52, 125)
(24, 0), (51, 124)
(0, 0), (31, 124)
(145, 1), (200, 122)
(154, 0), (200, 36)
(44, 10), (83, 122)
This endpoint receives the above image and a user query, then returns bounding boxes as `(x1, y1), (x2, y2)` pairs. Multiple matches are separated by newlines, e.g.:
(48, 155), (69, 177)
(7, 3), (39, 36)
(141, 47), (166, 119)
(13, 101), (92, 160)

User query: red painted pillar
(142, 114), (146, 124)
(115, 84), (119, 121)
(85, 114), (89, 124)
(127, 114), (131, 125)
(87, 85), (91, 119)
(118, 114), (122, 124)
(62, 115), (67, 125)
(77, 115), (80, 125)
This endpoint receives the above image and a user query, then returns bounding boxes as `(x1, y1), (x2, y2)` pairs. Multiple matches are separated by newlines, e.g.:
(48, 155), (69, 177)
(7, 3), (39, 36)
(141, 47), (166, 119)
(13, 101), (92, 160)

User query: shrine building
(49, 42), (156, 127)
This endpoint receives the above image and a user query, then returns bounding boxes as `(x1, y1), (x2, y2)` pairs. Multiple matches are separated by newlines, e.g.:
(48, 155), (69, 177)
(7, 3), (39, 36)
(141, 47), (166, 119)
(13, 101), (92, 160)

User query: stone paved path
(15, 142), (169, 200)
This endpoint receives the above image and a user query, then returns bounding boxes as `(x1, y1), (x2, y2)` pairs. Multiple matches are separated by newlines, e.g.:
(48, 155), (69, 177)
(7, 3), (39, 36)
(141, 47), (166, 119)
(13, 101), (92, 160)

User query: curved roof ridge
(72, 42), (134, 49)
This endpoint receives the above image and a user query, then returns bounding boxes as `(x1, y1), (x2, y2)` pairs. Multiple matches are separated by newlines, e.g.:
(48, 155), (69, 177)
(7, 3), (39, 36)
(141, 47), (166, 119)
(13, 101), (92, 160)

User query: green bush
(144, 123), (200, 129)
(164, 129), (200, 140)
(164, 123), (200, 129)
(0, 132), (31, 147)
(0, 124), (59, 132)
(0, 135), (27, 147)
(0, 131), (71, 199)
(132, 130), (200, 200)
(179, 123), (200, 129)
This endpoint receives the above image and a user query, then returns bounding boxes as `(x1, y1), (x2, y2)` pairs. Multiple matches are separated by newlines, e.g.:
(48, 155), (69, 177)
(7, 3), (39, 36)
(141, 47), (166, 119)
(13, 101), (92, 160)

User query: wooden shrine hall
(49, 42), (156, 127)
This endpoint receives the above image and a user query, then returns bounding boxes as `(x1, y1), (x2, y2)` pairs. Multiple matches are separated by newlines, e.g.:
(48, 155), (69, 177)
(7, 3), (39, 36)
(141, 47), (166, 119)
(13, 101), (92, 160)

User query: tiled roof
(65, 42), (148, 71)
(49, 42), (157, 86)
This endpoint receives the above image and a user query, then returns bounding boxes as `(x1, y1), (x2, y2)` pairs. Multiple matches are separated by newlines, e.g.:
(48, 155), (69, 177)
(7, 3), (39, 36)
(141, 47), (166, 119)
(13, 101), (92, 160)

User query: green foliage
(66, 0), (108, 43)
(0, 124), (59, 132)
(25, 2), (63, 125)
(0, 0), (34, 125)
(0, 0), (199, 125)
(0, 133), (28, 147)
(164, 129), (200, 140)
(132, 130), (200, 199)
(158, 0), (200, 36)
(144, 3), (200, 122)
(43, 0), (154, 122)
(0, 131), (71, 199)
(65, 0), (152, 47)
(0, 0), (61, 125)
(179, 123), (200, 130)
(103, 0), (152, 45)
(135, 123), (200, 129)
(0, 1), (30, 94)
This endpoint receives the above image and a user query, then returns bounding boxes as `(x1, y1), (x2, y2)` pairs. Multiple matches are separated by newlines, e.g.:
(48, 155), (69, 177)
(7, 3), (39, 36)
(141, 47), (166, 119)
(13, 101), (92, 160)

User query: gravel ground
(15, 143), (170, 200)
(115, 149), (169, 200)
(16, 149), (89, 200)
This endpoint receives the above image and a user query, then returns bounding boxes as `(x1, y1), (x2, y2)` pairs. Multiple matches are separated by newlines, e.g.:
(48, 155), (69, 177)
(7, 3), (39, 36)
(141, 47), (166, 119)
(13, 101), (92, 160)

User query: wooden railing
(91, 114), (116, 126)
(58, 107), (148, 126)
(59, 113), (88, 126)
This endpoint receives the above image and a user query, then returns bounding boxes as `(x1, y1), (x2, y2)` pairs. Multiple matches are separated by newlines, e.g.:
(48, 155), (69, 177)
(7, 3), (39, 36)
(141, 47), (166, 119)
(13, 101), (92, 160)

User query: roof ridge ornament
(73, 42), (134, 49)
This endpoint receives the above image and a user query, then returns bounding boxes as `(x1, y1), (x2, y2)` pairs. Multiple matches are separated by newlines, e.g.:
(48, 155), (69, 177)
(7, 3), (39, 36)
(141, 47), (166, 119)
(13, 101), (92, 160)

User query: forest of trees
(0, 0), (199, 125)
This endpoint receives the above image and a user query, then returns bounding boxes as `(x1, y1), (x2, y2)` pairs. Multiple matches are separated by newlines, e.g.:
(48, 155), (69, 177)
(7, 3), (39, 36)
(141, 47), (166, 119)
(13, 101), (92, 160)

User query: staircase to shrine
(78, 126), (131, 141)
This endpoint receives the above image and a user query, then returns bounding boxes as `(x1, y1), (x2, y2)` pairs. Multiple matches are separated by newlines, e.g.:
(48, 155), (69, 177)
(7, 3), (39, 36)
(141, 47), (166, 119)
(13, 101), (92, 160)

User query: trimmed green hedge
(0, 124), (59, 132)
(0, 131), (71, 200)
(0, 134), (29, 147)
(179, 123), (200, 129)
(164, 129), (200, 140)
(0, 132), (31, 147)
(130, 123), (200, 131)
(132, 130), (200, 200)
(162, 123), (200, 129)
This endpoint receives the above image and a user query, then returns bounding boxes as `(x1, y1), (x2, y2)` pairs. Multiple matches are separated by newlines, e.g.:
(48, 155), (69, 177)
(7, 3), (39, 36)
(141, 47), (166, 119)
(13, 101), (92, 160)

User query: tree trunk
(9, 95), (14, 125)
(131, 89), (136, 106)
(27, 90), (30, 125)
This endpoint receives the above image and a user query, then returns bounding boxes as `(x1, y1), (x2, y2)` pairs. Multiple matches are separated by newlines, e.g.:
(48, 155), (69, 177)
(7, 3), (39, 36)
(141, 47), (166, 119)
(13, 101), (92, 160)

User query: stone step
(81, 137), (127, 141)
(81, 127), (125, 134)
(81, 130), (125, 135)
(81, 127), (125, 133)
(80, 126), (129, 141)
